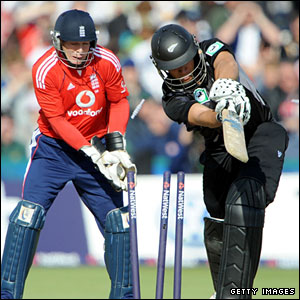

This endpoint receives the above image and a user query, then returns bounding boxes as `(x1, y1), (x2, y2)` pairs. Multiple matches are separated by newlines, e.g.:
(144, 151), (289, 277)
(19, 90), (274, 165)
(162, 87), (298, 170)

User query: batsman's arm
(213, 51), (239, 80)
(187, 51), (239, 128)
(188, 104), (221, 128)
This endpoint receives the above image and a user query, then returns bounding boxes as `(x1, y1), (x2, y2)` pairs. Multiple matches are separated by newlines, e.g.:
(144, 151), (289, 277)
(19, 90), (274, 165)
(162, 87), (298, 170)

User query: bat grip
(227, 100), (236, 113)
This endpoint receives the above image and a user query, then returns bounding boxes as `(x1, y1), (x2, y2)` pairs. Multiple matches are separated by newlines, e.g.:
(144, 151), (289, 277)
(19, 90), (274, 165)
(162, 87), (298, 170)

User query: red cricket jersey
(32, 45), (130, 150)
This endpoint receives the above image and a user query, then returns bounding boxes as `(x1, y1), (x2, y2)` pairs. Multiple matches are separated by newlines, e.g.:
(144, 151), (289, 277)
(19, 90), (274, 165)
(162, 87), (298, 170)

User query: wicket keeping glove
(80, 142), (126, 192)
(92, 132), (137, 191)
(102, 132), (137, 189)
(209, 78), (251, 125)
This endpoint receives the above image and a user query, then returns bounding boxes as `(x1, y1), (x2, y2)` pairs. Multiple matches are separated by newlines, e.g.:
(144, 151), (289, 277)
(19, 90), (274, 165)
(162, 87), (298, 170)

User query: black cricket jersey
(161, 38), (273, 150)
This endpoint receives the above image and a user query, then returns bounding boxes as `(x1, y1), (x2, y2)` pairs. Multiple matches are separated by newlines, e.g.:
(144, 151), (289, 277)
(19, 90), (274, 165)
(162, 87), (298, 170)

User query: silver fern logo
(168, 43), (178, 53)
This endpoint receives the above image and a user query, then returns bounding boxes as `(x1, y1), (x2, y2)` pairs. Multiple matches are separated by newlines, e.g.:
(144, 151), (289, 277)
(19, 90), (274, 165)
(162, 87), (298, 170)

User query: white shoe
(209, 292), (216, 299)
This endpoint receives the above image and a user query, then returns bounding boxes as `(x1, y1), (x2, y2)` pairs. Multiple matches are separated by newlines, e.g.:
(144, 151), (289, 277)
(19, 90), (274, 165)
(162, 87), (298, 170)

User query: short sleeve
(162, 89), (197, 125)
(200, 38), (235, 67)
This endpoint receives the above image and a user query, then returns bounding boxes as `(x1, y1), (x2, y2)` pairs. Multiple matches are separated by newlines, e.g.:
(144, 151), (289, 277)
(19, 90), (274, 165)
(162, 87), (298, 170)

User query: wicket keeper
(1, 9), (136, 299)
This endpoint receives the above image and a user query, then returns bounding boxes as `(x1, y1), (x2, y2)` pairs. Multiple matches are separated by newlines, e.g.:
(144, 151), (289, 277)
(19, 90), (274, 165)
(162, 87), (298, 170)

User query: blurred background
(1, 0), (299, 274)
(1, 1), (299, 177)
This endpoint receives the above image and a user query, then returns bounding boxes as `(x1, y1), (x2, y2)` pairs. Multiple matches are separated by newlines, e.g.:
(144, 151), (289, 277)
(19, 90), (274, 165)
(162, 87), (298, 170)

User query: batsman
(1, 10), (136, 299)
(150, 24), (289, 299)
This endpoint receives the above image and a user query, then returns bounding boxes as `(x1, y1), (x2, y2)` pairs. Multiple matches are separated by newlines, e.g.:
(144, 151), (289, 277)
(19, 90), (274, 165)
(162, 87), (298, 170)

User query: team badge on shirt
(193, 88), (209, 104)
(206, 41), (224, 56)
(90, 74), (100, 92)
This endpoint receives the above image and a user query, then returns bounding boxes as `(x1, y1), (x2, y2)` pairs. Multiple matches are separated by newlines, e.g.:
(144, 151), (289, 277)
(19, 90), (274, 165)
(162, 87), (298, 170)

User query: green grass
(23, 266), (299, 299)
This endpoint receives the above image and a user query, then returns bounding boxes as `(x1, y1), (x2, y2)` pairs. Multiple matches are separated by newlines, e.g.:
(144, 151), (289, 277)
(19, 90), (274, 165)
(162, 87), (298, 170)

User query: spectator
(200, 1), (242, 35)
(175, 8), (212, 41)
(126, 99), (194, 174)
(261, 1), (297, 30)
(2, 45), (38, 145)
(121, 58), (152, 112)
(1, 111), (28, 180)
(278, 99), (299, 172)
(11, 2), (56, 67)
(280, 12), (299, 61)
(1, 1), (299, 177)
(105, 5), (132, 54)
(1, 1), (14, 49)
(261, 60), (299, 121)
(252, 38), (281, 92)
(127, 2), (164, 101)
(1, 47), (32, 110)
(215, 1), (282, 80)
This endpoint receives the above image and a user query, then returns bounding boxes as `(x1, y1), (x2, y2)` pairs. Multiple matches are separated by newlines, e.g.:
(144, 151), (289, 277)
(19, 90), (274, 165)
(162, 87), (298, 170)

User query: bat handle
(227, 101), (236, 113)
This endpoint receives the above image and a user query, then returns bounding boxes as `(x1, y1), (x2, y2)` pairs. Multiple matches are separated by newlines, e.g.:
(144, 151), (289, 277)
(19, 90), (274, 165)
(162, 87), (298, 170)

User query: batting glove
(209, 78), (251, 125)
(214, 95), (251, 125)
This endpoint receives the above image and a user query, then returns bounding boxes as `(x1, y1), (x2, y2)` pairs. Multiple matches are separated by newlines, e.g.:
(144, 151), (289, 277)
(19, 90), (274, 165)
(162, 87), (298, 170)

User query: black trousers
(202, 121), (289, 218)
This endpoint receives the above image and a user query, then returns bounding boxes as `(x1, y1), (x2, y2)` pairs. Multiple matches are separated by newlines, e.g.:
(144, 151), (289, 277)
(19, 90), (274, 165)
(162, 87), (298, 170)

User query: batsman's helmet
(150, 24), (207, 92)
(51, 9), (98, 69)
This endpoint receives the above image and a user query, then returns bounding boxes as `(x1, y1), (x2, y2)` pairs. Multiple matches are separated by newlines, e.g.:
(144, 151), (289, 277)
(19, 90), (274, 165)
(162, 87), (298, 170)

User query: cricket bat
(221, 108), (249, 163)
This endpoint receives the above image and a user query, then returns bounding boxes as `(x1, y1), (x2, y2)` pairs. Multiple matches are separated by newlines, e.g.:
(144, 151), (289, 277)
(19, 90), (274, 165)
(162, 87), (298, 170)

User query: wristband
(105, 132), (125, 151)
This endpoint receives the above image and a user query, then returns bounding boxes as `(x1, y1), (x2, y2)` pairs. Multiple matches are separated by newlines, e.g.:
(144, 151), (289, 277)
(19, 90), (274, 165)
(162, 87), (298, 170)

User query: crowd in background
(1, 1), (299, 180)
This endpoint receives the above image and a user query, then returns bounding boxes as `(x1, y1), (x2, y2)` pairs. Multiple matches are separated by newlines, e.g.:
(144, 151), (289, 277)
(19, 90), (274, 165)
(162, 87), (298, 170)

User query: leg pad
(216, 178), (266, 299)
(204, 217), (224, 292)
(1, 200), (46, 299)
(104, 206), (132, 299)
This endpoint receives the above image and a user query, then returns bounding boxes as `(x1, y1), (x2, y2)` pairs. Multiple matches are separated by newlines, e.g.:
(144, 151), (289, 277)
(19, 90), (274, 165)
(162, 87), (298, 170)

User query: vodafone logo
(67, 90), (102, 117)
(76, 90), (95, 108)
